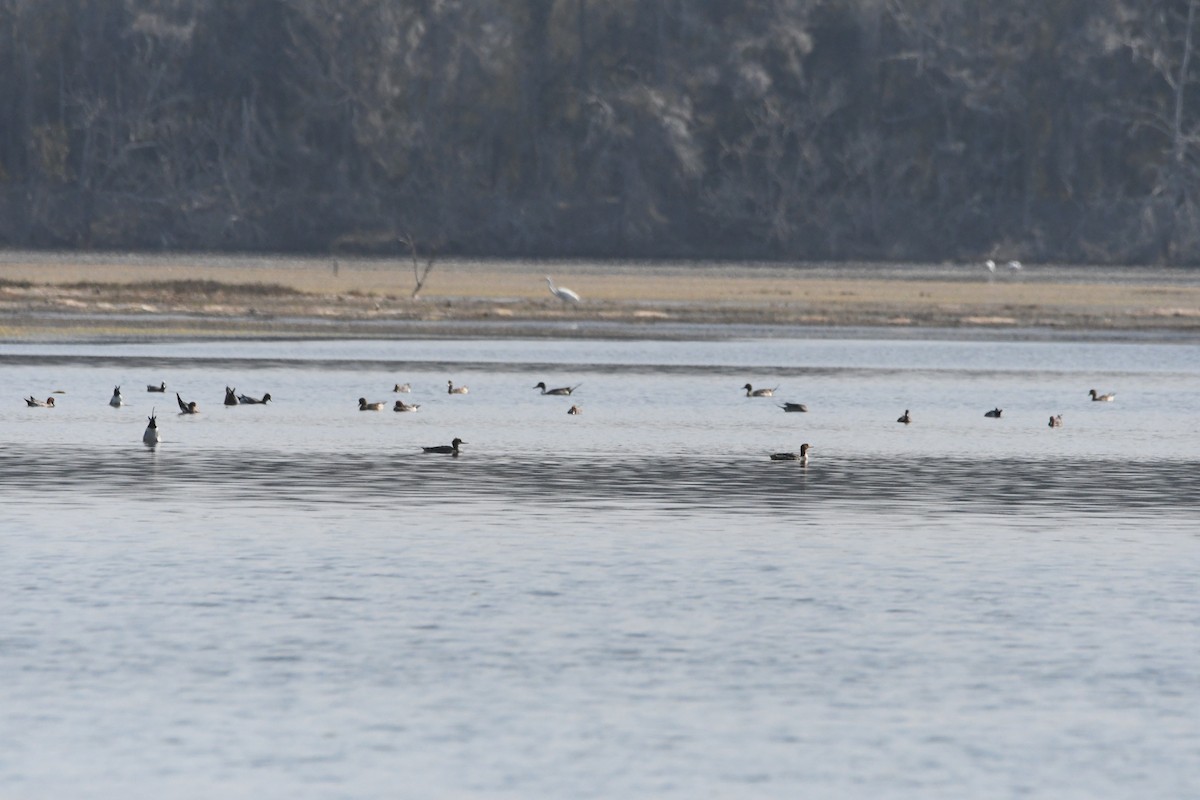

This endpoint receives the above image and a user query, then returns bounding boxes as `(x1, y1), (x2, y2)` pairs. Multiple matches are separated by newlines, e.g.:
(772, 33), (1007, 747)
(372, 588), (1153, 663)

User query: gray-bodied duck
(422, 437), (465, 455)
(1088, 389), (1116, 402)
(359, 397), (386, 411)
(743, 383), (777, 397)
(534, 381), (580, 396)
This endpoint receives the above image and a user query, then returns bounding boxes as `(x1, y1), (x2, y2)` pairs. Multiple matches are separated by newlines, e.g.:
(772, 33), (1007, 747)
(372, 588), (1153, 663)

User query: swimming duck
(770, 443), (812, 463)
(109, 386), (123, 408)
(779, 402), (808, 413)
(24, 396), (55, 408)
(237, 392), (272, 404)
(984, 407), (1003, 418)
(147, 382), (166, 393)
(534, 381), (580, 396)
(393, 400), (421, 412)
(393, 383), (412, 393)
(447, 381), (469, 395)
(743, 383), (777, 397)
(567, 404), (582, 415)
(422, 437), (465, 455)
(897, 409), (913, 424)
(1048, 414), (1063, 428)
(143, 410), (161, 446)
(359, 397), (386, 411)
(176, 392), (199, 414)
(224, 386), (239, 406)
(1088, 389), (1116, 402)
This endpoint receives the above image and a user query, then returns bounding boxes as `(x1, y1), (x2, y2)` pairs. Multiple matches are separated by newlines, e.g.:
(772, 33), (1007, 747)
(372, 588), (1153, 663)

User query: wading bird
(545, 276), (580, 304)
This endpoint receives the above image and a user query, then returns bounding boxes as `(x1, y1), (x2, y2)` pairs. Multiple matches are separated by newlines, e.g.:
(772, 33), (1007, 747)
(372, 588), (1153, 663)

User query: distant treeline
(3, 0), (1200, 264)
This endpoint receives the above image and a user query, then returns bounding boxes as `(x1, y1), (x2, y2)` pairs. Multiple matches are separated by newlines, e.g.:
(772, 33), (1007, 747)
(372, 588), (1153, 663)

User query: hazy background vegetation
(3, 0), (1200, 264)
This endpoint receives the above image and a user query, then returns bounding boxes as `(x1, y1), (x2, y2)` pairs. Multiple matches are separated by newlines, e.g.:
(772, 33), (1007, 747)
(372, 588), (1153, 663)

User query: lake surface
(3, 333), (1199, 798)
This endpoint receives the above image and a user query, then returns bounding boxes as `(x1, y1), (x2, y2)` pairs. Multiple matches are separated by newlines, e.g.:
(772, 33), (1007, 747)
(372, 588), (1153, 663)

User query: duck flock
(23, 377), (1118, 464)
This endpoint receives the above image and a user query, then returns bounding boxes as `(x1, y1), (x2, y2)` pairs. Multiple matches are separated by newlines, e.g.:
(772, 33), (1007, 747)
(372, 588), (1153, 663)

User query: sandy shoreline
(2, 253), (1199, 340)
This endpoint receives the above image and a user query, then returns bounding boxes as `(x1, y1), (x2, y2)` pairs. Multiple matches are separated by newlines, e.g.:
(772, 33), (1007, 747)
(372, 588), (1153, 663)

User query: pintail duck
(393, 383), (412, 393)
(984, 407), (1002, 418)
(176, 392), (199, 414)
(1088, 389), (1115, 402)
(422, 437), (465, 455)
(743, 383), (777, 397)
(143, 410), (161, 446)
(770, 443), (812, 463)
(779, 402), (808, 413)
(359, 397), (386, 411)
(1048, 414), (1063, 428)
(567, 404), (582, 415)
(109, 386), (123, 408)
(147, 382), (166, 393)
(897, 409), (913, 424)
(534, 381), (580, 396)
(393, 400), (421, 412)
(24, 396), (55, 408)
(224, 386), (239, 406)
(447, 381), (469, 395)
(237, 392), (272, 405)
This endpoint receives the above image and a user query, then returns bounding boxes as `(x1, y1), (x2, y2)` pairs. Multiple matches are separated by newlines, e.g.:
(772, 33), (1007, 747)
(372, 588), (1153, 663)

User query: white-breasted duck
(176, 392), (199, 414)
(743, 383), (777, 397)
(147, 382), (166, 393)
(24, 396), (55, 408)
(447, 381), (469, 394)
(1048, 414), (1063, 428)
(422, 437), (465, 455)
(359, 397), (386, 411)
(1088, 389), (1115, 402)
(393, 400), (420, 412)
(534, 381), (579, 396)
(770, 443), (812, 463)
(143, 410), (161, 446)
(237, 392), (272, 405)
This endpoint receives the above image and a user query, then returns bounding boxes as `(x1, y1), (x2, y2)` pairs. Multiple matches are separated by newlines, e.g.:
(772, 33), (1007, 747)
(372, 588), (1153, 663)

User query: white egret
(545, 276), (581, 304)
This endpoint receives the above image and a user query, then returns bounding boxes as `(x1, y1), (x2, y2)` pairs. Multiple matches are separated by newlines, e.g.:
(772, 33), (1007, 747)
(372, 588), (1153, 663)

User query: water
(3, 334), (1200, 798)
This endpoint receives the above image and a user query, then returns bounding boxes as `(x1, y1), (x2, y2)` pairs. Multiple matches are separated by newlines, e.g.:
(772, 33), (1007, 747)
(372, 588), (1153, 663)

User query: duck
(393, 383), (412, 393)
(779, 402), (808, 413)
(534, 381), (580, 396)
(393, 400), (421, 412)
(224, 386), (239, 406)
(422, 437), (465, 455)
(109, 386), (123, 408)
(147, 381), (166, 393)
(447, 381), (469, 395)
(1048, 414), (1063, 428)
(359, 397), (386, 411)
(1088, 389), (1116, 402)
(984, 407), (1003, 418)
(567, 404), (582, 415)
(24, 396), (55, 408)
(237, 392), (272, 405)
(176, 392), (199, 414)
(143, 410), (161, 446)
(897, 409), (913, 424)
(770, 443), (812, 463)
(743, 383), (777, 397)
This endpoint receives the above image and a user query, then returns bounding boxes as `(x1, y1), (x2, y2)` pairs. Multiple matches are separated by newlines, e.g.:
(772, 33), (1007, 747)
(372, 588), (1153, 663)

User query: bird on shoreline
(176, 392), (199, 414)
(224, 386), (239, 406)
(898, 409), (913, 424)
(1088, 389), (1116, 402)
(25, 396), (55, 408)
(779, 402), (808, 413)
(447, 381), (468, 394)
(393, 400), (420, 412)
(545, 276), (580, 304)
(422, 437), (465, 455)
(237, 392), (272, 404)
(770, 443), (812, 463)
(359, 397), (385, 411)
(147, 381), (166, 393)
(143, 410), (160, 446)
(109, 386), (123, 408)
(1049, 414), (1063, 428)
(534, 381), (579, 396)
(743, 383), (777, 397)
(985, 407), (1003, 418)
